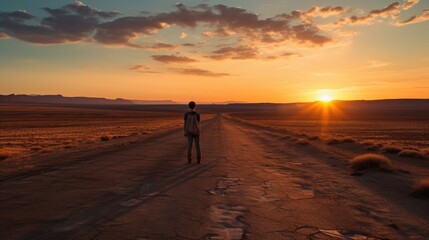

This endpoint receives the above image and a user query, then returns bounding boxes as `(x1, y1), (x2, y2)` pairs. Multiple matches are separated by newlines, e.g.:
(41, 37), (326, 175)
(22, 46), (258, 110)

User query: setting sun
(319, 95), (333, 103)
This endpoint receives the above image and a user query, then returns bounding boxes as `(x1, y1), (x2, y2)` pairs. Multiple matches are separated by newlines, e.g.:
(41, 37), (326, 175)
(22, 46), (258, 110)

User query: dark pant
(187, 134), (201, 162)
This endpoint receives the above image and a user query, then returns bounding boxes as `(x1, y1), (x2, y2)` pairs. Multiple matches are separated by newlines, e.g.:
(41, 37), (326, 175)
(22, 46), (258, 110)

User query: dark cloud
(63, 1), (120, 19)
(0, 2), (119, 44)
(209, 46), (259, 60)
(0, 2), (333, 47)
(174, 68), (231, 77)
(129, 65), (159, 73)
(152, 54), (197, 64)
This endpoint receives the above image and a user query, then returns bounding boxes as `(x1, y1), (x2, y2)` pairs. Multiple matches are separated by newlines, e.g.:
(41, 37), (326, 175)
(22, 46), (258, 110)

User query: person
(184, 101), (201, 164)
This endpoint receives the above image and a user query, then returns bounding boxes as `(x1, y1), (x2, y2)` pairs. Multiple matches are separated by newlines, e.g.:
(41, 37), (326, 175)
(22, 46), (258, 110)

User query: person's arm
(184, 112), (188, 135)
(197, 113), (201, 123)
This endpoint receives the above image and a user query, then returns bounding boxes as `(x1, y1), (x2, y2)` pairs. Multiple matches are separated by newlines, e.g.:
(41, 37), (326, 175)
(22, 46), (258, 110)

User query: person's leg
(195, 134), (201, 163)
(187, 135), (193, 163)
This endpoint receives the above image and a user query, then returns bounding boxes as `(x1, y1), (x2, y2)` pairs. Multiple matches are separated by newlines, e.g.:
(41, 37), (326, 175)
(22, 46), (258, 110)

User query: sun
(319, 94), (333, 102)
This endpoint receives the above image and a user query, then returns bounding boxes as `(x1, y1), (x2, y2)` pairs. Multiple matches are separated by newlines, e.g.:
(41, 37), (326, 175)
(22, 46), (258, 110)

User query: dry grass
(297, 138), (309, 145)
(398, 150), (427, 159)
(0, 105), (196, 161)
(381, 145), (402, 153)
(411, 178), (429, 199)
(350, 153), (393, 171)
(0, 154), (8, 161)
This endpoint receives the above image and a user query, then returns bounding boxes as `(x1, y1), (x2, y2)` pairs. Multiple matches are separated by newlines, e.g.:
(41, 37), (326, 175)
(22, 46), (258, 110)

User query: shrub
(308, 135), (319, 140)
(359, 140), (375, 146)
(297, 138), (309, 145)
(342, 136), (356, 143)
(398, 150), (426, 159)
(366, 143), (383, 151)
(380, 145), (402, 153)
(325, 137), (342, 145)
(0, 154), (8, 161)
(100, 136), (111, 141)
(350, 153), (393, 171)
(411, 178), (429, 199)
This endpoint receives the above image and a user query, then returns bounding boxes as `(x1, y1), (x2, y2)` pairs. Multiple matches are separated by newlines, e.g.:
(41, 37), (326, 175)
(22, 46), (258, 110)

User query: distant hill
(0, 94), (134, 105)
(0, 94), (177, 105)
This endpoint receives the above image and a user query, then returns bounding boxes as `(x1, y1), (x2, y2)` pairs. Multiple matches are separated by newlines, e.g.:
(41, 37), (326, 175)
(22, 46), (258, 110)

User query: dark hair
(188, 101), (196, 109)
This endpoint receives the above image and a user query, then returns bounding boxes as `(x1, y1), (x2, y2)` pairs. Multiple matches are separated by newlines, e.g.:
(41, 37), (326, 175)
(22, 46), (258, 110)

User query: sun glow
(319, 94), (333, 102)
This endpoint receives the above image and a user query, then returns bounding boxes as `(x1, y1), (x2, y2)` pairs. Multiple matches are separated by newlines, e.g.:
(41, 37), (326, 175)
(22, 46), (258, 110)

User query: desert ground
(0, 103), (428, 239)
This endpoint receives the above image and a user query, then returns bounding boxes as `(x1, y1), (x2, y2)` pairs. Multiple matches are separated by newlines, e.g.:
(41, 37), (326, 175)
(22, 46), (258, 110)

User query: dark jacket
(184, 111), (200, 134)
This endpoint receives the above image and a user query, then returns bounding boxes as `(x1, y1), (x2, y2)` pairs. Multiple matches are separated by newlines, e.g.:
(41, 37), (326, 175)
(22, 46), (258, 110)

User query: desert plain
(0, 101), (428, 240)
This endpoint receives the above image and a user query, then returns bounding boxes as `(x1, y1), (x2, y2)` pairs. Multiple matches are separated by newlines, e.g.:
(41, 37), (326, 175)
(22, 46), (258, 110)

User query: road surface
(0, 114), (428, 239)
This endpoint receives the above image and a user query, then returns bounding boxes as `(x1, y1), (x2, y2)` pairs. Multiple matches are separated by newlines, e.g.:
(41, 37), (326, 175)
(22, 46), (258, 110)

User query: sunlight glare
(319, 94), (333, 102)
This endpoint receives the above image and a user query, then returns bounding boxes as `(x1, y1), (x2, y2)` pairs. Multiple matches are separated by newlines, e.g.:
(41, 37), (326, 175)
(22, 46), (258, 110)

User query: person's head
(188, 101), (196, 110)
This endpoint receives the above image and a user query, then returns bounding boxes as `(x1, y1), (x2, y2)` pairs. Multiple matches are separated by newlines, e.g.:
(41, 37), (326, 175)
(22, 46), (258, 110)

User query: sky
(0, 0), (428, 103)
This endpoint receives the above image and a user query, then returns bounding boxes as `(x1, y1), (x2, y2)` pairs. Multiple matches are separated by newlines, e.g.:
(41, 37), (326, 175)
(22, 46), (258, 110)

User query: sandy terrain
(0, 114), (428, 239)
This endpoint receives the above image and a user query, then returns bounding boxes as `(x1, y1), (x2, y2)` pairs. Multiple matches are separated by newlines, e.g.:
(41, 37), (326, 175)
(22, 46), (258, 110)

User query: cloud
(174, 68), (231, 77)
(209, 46), (259, 60)
(0, 2), (119, 44)
(152, 54), (197, 64)
(368, 60), (390, 68)
(395, 8), (429, 26)
(0, 2), (333, 48)
(344, 2), (401, 25)
(147, 42), (178, 50)
(129, 65), (159, 73)
(182, 43), (196, 47)
(402, 0), (420, 10)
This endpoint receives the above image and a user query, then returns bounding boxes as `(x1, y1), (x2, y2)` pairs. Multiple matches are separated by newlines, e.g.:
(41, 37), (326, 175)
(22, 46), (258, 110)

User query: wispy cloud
(174, 68), (231, 77)
(367, 60), (390, 68)
(129, 65), (159, 73)
(402, 0), (420, 10)
(152, 54), (197, 64)
(395, 8), (429, 26)
(209, 46), (259, 60)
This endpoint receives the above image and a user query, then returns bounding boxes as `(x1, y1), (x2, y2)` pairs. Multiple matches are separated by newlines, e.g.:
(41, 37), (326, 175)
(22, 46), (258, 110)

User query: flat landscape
(0, 102), (428, 239)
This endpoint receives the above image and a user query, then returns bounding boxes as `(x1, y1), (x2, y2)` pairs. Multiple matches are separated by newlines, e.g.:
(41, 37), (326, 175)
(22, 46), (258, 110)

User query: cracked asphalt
(0, 114), (428, 239)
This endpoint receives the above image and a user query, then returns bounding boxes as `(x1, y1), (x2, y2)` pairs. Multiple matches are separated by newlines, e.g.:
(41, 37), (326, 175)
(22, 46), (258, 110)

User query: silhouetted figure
(184, 101), (201, 164)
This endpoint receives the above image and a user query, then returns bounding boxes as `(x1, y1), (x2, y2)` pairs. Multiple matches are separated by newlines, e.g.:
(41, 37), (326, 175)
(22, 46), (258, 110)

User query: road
(0, 114), (428, 239)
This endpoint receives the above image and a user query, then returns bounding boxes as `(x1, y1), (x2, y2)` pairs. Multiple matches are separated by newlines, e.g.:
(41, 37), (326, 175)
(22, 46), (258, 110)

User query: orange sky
(0, 0), (428, 103)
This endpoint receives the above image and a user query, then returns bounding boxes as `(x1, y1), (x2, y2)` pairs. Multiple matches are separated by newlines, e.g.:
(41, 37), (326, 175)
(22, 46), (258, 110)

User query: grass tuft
(325, 137), (342, 145)
(308, 135), (319, 140)
(350, 153), (393, 171)
(380, 145), (402, 153)
(100, 136), (111, 141)
(398, 150), (426, 159)
(411, 178), (429, 199)
(342, 136), (356, 143)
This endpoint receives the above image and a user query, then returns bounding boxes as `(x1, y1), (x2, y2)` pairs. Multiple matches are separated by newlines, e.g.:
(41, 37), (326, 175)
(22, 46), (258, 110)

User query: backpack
(185, 113), (200, 135)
